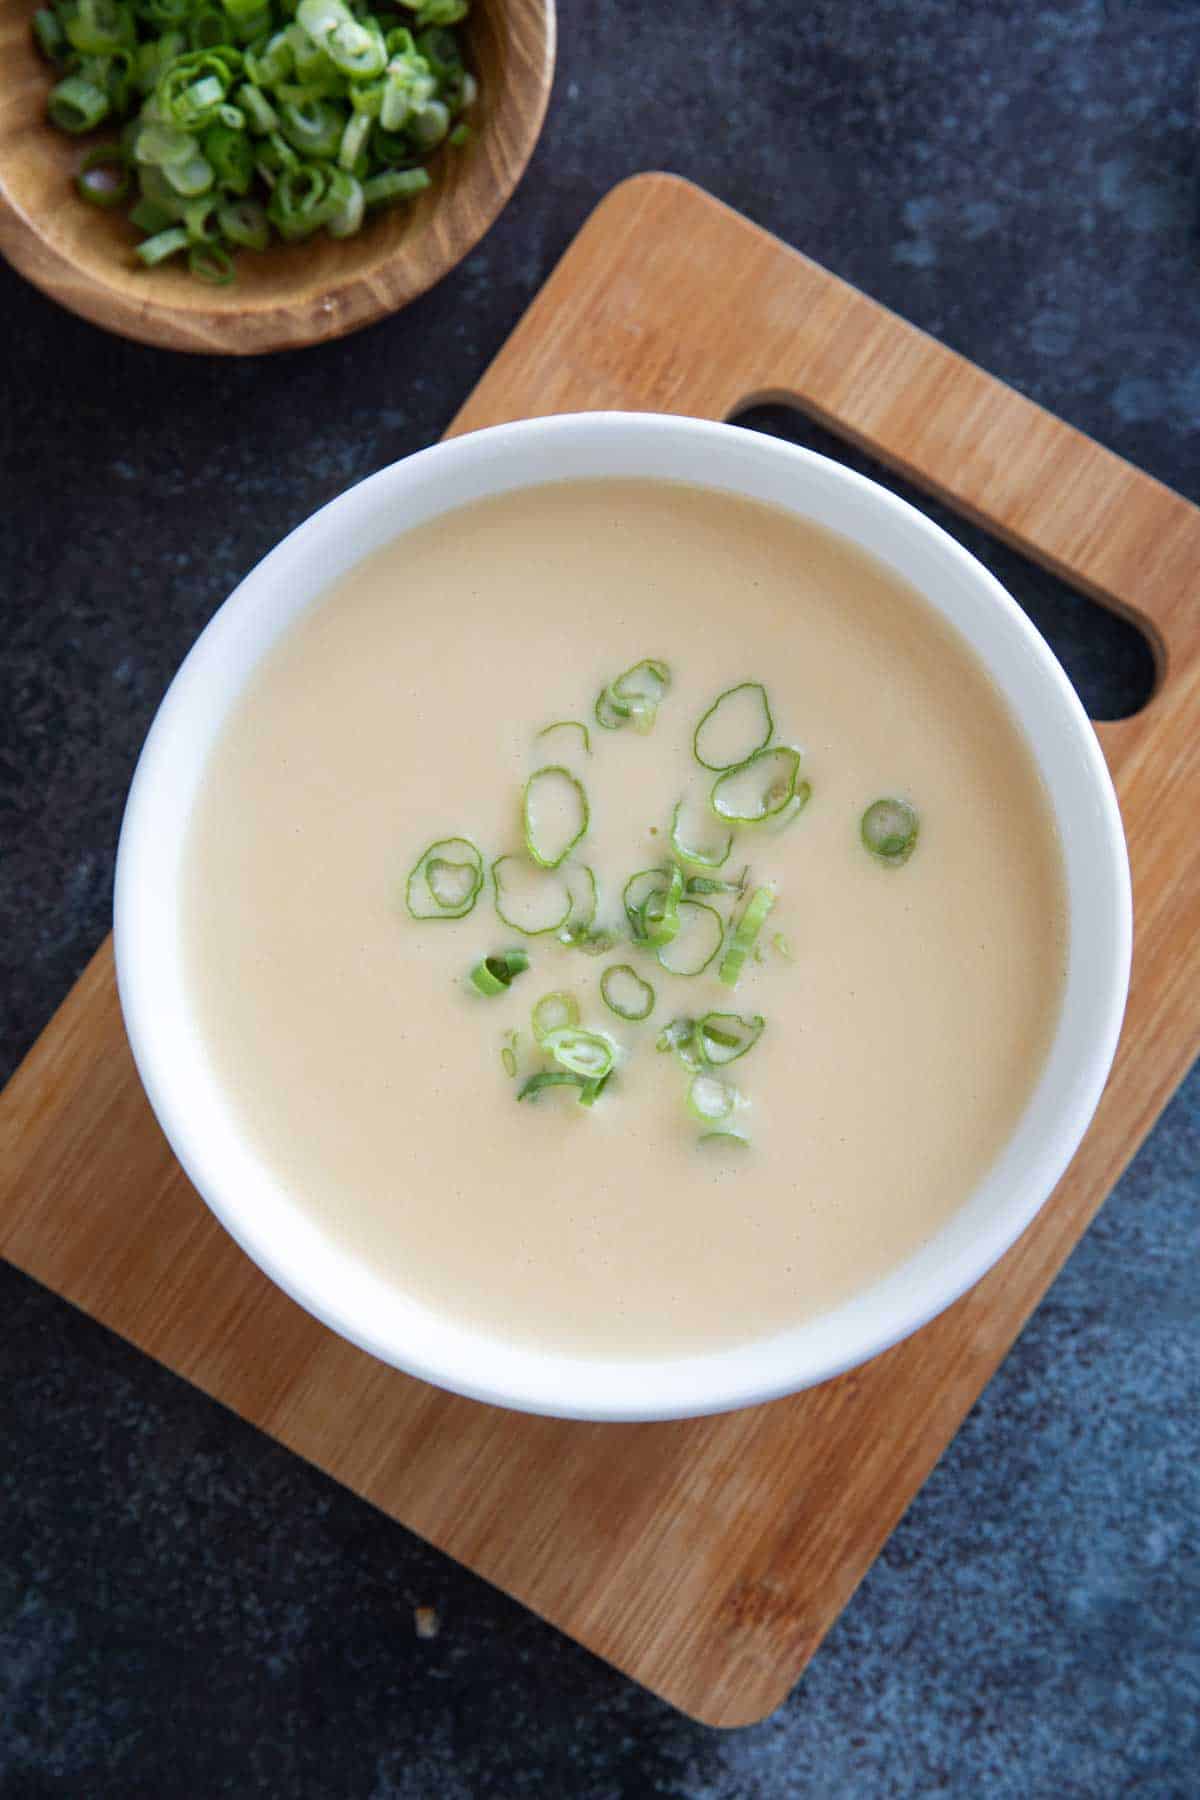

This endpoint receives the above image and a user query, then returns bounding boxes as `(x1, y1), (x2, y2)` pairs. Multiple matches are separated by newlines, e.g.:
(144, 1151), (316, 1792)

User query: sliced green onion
(406, 836), (484, 920)
(541, 1027), (615, 1080)
(517, 1070), (587, 1103)
(656, 1017), (703, 1070)
(531, 991), (580, 1044)
(711, 748), (802, 824)
(622, 867), (668, 941)
(718, 884), (777, 987)
(536, 720), (591, 757)
(522, 765), (589, 870)
(34, 9), (67, 61)
(698, 1130), (749, 1150)
(187, 242), (235, 283)
(861, 798), (920, 865)
(469, 948), (530, 997)
(687, 1074), (738, 1124)
(655, 900), (723, 978)
(135, 225), (190, 266)
(217, 198), (270, 249)
(693, 682), (774, 772)
(492, 854), (575, 936)
(48, 74), (110, 132)
(600, 964), (655, 1022)
(772, 931), (793, 961)
(76, 144), (131, 207)
(694, 1011), (765, 1066)
(362, 167), (431, 206)
(501, 1031), (518, 1078)
(578, 1070), (611, 1107)
(639, 863), (683, 948)
(595, 658), (671, 733)
(670, 798), (733, 870)
(685, 867), (748, 897)
(759, 782), (813, 834)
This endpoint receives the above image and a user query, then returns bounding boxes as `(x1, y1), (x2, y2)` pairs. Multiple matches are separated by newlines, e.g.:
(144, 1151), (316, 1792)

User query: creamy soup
(183, 479), (1068, 1359)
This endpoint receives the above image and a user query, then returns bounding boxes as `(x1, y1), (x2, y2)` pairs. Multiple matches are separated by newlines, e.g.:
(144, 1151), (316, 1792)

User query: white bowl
(114, 413), (1132, 1421)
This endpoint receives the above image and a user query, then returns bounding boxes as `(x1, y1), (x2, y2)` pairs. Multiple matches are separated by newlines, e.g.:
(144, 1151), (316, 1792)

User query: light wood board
(4, 175), (1198, 1728)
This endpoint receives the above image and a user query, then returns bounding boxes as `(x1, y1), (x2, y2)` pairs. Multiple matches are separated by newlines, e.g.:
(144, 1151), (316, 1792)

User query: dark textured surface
(3, 0), (1199, 1793)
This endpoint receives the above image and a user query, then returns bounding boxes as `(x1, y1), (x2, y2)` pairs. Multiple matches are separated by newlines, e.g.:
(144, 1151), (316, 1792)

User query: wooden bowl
(0, 0), (555, 353)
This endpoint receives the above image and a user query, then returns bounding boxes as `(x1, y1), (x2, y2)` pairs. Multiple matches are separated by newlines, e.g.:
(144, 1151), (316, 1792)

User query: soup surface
(183, 478), (1068, 1358)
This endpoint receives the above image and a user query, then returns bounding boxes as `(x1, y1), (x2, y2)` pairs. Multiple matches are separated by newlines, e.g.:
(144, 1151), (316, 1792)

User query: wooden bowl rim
(0, 0), (555, 354)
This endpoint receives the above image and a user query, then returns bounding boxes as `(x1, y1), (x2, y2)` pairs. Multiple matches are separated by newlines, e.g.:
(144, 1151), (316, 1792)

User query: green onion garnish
(694, 1011), (765, 1065)
(522, 766), (589, 870)
(76, 143), (131, 207)
(517, 1070), (588, 1103)
(698, 1130), (750, 1150)
(710, 748), (803, 824)
(861, 798), (920, 865)
(669, 798), (733, 870)
(599, 964), (655, 1022)
(685, 868), (749, 897)
(693, 682), (774, 772)
(655, 900), (723, 978)
(595, 658), (671, 734)
(656, 1017), (702, 1070)
(687, 1074), (738, 1124)
(469, 948), (530, 997)
(622, 867), (669, 941)
(537, 720), (591, 757)
(718, 884), (776, 987)
(531, 991), (580, 1043)
(500, 1030), (519, 1078)
(772, 931), (793, 961)
(491, 854), (574, 935)
(639, 863), (683, 948)
(406, 836), (484, 920)
(541, 1027), (615, 1080)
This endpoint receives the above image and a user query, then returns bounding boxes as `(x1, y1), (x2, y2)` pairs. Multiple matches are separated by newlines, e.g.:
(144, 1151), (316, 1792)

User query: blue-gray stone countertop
(2, 2), (1198, 1795)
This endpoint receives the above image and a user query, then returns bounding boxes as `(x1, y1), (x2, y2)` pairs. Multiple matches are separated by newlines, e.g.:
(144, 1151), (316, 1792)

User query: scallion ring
(693, 681), (774, 772)
(600, 964), (655, 1022)
(531, 991), (580, 1044)
(522, 765), (589, 870)
(491, 854), (574, 936)
(536, 719), (591, 756)
(541, 1027), (615, 1081)
(76, 142), (131, 206)
(594, 658), (671, 733)
(405, 836), (483, 920)
(654, 900), (723, 978)
(469, 948), (530, 997)
(687, 1074), (738, 1124)
(861, 797), (919, 865)
(639, 863), (683, 948)
(656, 1017), (703, 1070)
(517, 1070), (587, 1102)
(669, 798), (733, 870)
(694, 1011), (765, 1066)
(718, 884), (776, 987)
(622, 867), (669, 941)
(698, 1130), (750, 1150)
(710, 748), (802, 824)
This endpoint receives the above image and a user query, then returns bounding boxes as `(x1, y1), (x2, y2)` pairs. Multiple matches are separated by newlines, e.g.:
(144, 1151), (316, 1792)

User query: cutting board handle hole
(729, 403), (1158, 723)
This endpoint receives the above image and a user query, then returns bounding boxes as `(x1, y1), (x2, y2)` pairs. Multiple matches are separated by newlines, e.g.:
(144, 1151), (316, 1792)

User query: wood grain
(3, 175), (1198, 1728)
(0, 0), (554, 353)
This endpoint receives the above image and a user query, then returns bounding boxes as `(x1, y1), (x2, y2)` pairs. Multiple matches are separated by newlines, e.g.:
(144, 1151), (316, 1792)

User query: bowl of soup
(113, 412), (1131, 1419)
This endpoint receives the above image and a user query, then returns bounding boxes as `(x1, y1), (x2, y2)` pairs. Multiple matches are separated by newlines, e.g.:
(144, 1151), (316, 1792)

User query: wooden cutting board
(4, 174), (1198, 1729)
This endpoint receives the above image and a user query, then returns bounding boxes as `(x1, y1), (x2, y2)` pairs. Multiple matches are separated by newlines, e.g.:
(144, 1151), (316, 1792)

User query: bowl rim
(0, 0), (555, 354)
(114, 411), (1133, 1420)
